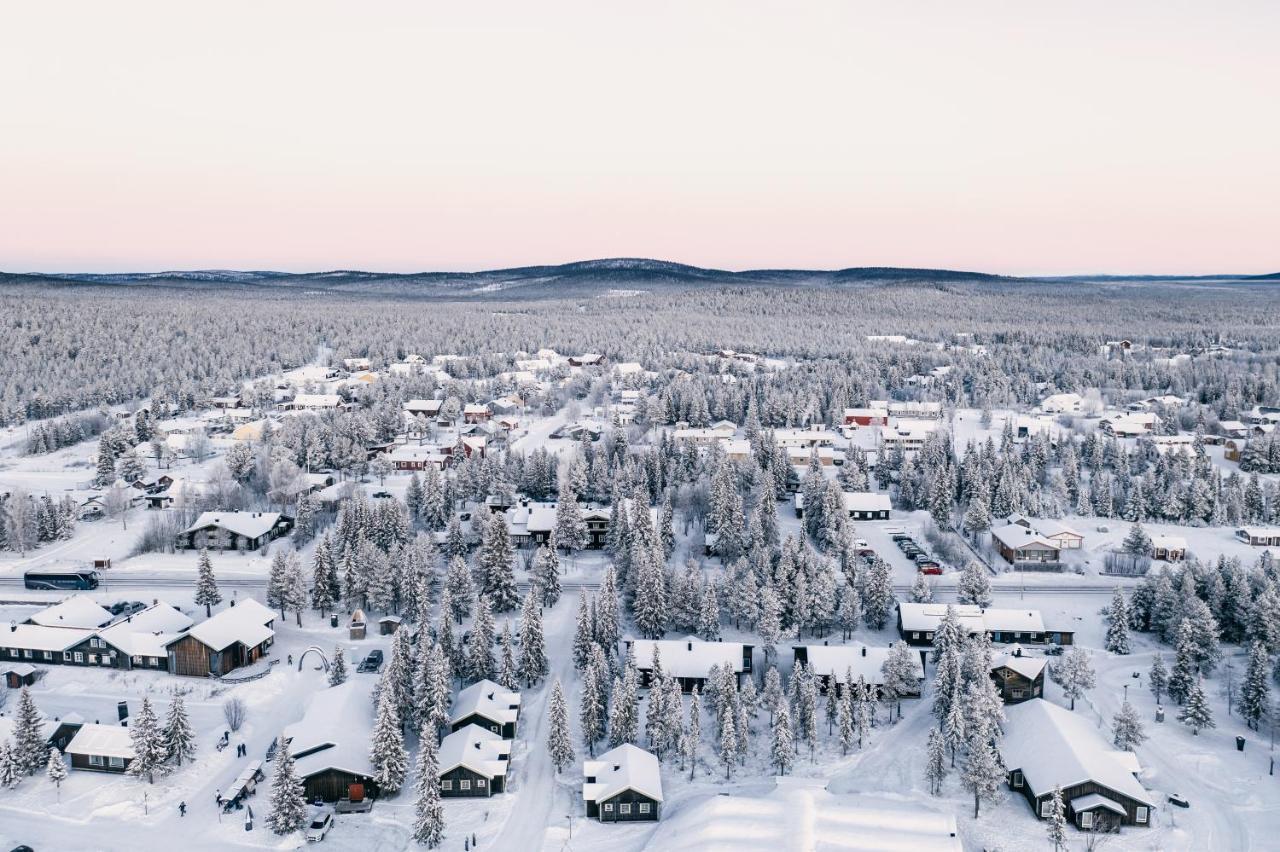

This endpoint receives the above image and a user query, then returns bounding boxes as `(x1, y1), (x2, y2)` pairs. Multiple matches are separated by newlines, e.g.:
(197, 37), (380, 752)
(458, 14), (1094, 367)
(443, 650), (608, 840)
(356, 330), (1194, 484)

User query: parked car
(371, 491), (391, 499)
(1044, 645), (1065, 656)
(916, 564), (943, 576)
(1167, 793), (1190, 809)
(357, 650), (384, 673)
(306, 807), (335, 841)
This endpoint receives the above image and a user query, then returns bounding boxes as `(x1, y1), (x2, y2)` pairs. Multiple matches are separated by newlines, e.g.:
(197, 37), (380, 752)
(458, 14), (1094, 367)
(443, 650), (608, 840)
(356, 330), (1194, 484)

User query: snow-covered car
(1168, 793), (1190, 808)
(305, 808), (335, 841)
(357, 650), (384, 673)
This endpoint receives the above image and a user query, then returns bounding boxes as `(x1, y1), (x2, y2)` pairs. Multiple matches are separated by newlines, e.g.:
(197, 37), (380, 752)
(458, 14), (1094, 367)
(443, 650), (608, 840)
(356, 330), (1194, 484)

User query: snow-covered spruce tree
(608, 669), (638, 747)
(837, 682), (855, 755)
(163, 696), (196, 766)
(572, 590), (594, 671)
(697, 582), (721, 641)
(1105, 587), (1131, 654)
(1240, 641), (1271, 731)
(632, 546), (669, 639)
(909, 571), (934, 604)
(579, 657), (605, 756)
(861, 558), (895, 630)
(467, 595), (496, 683)
(497, 623), (518, 692)
(1167, 621), (1197, 705)
(194, 548), (222, 618)
(770, 700), (796, 776)
(1122, 522), (1153, 556)
(1178, 678), (1215, 734)
(478, 512), (519, 612)
(880, 641), (919, 721)
(962, 736), (1005, 819)
(444, 557), (474, 623)
(329, 645), (349, 686)
(924, 727), (947, 795)
(1055, 647), (1096, 711)
(267, 550), (290, 620)
(412, 733), (445, 848)
(1149, 652), (1169, 704)
(0, 741), (19, 789)
(12, 688), (48, 775)
(310, 536), (336, 617)
(370, 685), (408, 793)
(595, 566), (621, 650)
(1046, 786), (1067, 851)
(1111, 700), (1147, 751)
(957, 561), (992, 608)
(533, 543), (561, 608)
(685, 685), (702, 780)
(718, 709), (737, 780)
(547, 679), (574, 773)
(46, 747), (68, 798)
(518, 591), (548, 686)
(127, 697), (166, 783)
(554, 482), (588, 553)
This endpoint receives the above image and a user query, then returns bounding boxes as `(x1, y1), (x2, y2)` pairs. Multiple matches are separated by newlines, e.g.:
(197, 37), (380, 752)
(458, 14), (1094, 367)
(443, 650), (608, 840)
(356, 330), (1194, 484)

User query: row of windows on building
(3, 647), (160, 667)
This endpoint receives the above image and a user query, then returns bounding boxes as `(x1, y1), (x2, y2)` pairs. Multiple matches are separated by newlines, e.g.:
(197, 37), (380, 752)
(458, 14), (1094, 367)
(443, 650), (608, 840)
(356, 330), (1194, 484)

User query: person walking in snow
(179, 801), (186, 817)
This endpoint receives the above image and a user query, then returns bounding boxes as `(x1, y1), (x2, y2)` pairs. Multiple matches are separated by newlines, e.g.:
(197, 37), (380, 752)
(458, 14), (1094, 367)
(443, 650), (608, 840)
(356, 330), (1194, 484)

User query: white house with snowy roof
(176, 510), (294, 551)
(792, 643), (923, 696)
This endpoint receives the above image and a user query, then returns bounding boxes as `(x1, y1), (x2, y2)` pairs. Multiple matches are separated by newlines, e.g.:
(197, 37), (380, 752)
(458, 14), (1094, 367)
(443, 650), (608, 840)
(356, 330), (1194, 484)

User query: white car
(305, 808), (335, 842)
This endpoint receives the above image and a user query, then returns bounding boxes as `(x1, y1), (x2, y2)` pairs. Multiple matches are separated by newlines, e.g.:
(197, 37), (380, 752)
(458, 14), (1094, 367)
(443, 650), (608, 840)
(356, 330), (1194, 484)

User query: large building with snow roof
(792, 643), (923, 696)
(1001, 698), (1155, 831)
(284, 679), (379, 803)
(25, 595), (113, 630)
(164, 598), (275, 677)
(175, 510), (294, 551)
(624, 636), (754, 693)
(896, 602), (1074, 647)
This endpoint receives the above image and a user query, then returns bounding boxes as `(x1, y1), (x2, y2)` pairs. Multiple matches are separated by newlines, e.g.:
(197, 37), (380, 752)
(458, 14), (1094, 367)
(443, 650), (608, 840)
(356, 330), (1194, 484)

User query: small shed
(349, 609), (367, 640)
(378, 616), (402, 636)
(2, 664), (39, 689)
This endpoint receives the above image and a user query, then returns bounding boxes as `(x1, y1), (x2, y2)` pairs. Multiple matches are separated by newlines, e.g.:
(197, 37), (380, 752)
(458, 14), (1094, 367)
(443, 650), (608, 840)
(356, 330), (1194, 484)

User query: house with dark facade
(989, 648), (1046, 704)
(583, 744), (662, 822)
(990, 523), (1062, 570)
(1001, 699), (1154, 832)
(450, 679), (521, 739)
(65, 723), (134, 774)
(285, 680), (380, 804)
(438, 723), (512, 797)
(165, 599), (275, 677)
(175, 511), (293, 551)
(896, 603), (1074, 648)
(624, 636), (753, 693)
(95, 602), (193, 671)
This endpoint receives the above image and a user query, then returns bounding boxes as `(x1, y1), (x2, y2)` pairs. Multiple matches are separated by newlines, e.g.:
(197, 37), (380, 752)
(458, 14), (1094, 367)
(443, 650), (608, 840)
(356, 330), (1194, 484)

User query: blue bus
(24, 569), (100, 591)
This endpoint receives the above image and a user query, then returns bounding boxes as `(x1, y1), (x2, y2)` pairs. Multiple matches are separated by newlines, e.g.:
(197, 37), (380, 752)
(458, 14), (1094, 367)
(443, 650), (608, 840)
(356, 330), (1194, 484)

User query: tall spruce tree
(194, 548), (222, 617)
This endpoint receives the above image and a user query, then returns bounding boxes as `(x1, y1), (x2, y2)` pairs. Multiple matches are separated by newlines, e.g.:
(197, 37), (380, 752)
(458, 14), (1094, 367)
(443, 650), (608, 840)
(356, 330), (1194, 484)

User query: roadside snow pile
(644, 778), (961, 852)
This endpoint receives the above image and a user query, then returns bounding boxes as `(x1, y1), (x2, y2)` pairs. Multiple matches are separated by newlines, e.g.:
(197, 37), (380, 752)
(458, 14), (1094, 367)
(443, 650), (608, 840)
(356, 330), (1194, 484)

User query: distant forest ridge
(0, 258), (1276, 300)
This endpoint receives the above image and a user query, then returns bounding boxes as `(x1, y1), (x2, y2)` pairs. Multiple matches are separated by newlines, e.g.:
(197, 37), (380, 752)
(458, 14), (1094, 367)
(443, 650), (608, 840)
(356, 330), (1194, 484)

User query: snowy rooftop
(990, 523), (1058, 551)
(181, 598), (275, 652)
(1151, 533), (1188, 551)
(66, 723), (134, 760)
(627, 636), (750, 678)
(842, 491), (891, 513)
(989, 651), (1047, 680)
(582, 743), (662, 805)
(1001, 699), (1153, 807)
(1, 624), (95, 653)
(438, 723), (511, 780)
(797, 644), (922, 684)
(183, 511), (286, 539)
(644, 779), (959, 852)
(285, 679), (376, 781)
(451, 679), (521, 726)
(27, 595), (113, 630)
(896, 603), (1046, 635)
(97, 602), (193, 658)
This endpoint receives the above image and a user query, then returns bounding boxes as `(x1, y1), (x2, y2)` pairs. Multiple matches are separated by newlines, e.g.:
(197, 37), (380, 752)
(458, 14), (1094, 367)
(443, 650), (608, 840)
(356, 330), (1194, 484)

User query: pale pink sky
(2, 1), (1277, 275)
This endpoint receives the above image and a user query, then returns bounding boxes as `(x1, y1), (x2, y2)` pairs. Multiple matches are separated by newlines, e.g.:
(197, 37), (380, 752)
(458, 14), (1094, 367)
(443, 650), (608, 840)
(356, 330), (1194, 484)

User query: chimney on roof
(687, 642), (692, 652)
(861, 647), (867, 657)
